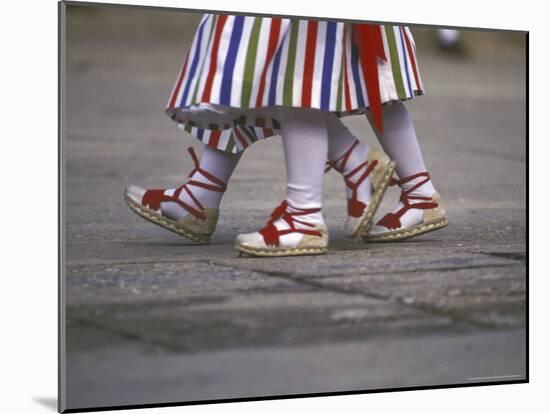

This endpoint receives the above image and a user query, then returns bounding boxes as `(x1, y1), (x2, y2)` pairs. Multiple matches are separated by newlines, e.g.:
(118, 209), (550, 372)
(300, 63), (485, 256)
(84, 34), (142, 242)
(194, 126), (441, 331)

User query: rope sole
(124, 193), (211, 244)
(351, 160), (396, 239)
(235, 244), (327, 258)
(362, 216), (448, 243)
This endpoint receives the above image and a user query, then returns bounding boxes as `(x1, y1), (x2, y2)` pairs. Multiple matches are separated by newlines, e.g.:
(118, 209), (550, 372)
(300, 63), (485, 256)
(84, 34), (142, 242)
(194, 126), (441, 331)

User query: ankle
(286, 183), (323, 221)
(273, 199), (324, 228)
(286, 203), (324, 226)
(328, 141), (373, 206)
(402, 179), (436, 198)
(188, 170), (226, 208)
(329, 140), (370, 175)
(159, 147), (229, 220)
(396, 172), (436, 198)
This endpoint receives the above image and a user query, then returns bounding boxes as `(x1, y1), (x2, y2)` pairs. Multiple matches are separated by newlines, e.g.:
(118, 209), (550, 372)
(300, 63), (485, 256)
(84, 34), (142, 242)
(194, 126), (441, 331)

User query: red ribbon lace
(259, 201), (322, 247)
(141, 147), (227, 221)
(325, 140), (377, 218)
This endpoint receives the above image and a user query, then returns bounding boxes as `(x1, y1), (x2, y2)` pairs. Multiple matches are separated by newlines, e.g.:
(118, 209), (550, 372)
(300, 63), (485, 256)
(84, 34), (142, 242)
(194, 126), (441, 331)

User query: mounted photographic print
(59, 1), (527, 412)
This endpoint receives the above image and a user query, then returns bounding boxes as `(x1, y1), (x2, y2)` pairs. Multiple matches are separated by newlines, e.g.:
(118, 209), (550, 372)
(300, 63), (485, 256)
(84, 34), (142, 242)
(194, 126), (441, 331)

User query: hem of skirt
(166, 92), (424, 154)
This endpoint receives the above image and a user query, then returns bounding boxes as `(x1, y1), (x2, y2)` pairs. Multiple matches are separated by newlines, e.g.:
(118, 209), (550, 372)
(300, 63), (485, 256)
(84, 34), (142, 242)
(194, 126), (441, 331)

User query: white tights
(367, 102), (436, 196)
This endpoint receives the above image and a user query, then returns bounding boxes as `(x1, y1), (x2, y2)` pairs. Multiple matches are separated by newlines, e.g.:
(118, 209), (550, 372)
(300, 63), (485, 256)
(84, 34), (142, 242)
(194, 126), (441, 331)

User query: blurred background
(63, 3), (526, 411)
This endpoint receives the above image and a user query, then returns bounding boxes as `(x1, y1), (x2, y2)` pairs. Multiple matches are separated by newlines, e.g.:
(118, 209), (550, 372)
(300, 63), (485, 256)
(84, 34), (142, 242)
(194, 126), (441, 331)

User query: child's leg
(281, 108), (327, 216)
(324, 113), (396, 237)
(235, 107), (328, 256)
(161, 146), (240, 220)
(367, 101), (436, 196)
(365, 102), (447, 240)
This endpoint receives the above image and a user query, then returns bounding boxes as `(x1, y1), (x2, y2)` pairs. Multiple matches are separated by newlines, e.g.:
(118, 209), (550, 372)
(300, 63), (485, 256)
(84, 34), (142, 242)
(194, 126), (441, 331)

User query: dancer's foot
(364, 172), (448, 242)
(326, 140), (396, 238)
(235, 201), (328, 257)
(124, 147), (225, 244)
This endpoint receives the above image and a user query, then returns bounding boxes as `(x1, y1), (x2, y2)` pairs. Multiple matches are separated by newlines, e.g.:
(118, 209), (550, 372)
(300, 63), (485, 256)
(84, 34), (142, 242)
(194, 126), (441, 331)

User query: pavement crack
(67, 315), (189, 353)
(200, 260), (514, 331)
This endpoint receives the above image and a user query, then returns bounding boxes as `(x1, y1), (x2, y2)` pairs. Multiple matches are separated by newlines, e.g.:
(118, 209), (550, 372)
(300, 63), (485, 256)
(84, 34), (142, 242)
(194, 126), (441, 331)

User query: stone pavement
(62, 6), (527, 410)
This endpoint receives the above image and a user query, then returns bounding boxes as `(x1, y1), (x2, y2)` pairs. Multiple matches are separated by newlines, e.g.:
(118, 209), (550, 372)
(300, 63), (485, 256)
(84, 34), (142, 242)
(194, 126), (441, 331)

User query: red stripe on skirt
(301, 20), (318, 107)
(209, 130), (222, 148)
(201, 15), (228, 102)
(342, 26), (352, 111)
(402, 27), (421, 90)
(168, 51), (190, 108)
(255, 18), (282, 107)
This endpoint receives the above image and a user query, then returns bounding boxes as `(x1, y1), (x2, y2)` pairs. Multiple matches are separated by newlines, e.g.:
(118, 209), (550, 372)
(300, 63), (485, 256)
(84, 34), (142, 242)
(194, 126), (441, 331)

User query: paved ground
(62, 5), (527, 411)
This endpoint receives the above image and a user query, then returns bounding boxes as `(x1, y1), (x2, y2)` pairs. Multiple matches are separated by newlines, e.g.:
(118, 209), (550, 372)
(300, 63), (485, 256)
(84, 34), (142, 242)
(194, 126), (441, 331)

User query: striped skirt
(165, 14), (424, 154)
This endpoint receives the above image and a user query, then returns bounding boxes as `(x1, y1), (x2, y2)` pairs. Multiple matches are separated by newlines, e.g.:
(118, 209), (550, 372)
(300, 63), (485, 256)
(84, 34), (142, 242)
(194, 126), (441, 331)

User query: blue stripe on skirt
(179, 17), (208, 107)
(399, 27), (413, 97)
(320, 22), (337, 110)
(350, 43), (365, 107)
(220, 16), (245, 105)
(268, 36), (285, 105)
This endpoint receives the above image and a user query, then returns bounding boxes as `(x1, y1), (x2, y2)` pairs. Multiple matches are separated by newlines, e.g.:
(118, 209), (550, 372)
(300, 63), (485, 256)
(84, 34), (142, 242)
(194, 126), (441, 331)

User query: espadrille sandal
(364, 172), (448, 242)
(325, 141), (396, 239)
(124, 147), (225, 244)
(235, 201), (328, 257)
